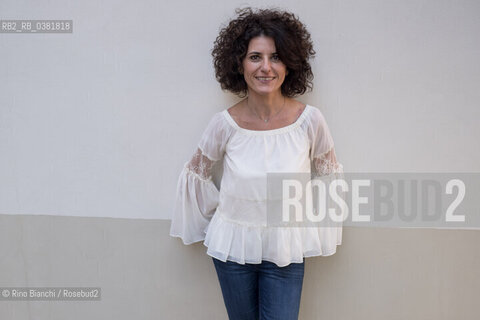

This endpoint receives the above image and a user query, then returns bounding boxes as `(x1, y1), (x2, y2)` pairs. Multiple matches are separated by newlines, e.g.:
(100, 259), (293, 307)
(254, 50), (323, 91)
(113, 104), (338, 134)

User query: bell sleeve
(308, 108), (345, 251)
(169, 112), (228, 244)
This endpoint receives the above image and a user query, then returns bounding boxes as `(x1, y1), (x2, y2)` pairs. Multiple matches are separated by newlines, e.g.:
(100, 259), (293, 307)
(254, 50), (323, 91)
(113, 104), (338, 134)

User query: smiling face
(241, 35), (287, 97)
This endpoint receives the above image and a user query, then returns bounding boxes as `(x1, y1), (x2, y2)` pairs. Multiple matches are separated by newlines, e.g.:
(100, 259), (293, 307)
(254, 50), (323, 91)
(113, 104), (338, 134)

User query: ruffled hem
(203, 210), (341, 267)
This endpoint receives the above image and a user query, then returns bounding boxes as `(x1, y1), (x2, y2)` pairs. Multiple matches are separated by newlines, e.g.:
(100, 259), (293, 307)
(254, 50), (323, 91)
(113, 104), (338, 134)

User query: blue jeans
(212, 257), (305, 320)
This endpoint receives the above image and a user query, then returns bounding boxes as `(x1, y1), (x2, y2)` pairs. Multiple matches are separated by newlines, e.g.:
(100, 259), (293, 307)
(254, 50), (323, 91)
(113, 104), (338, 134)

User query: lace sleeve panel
(312, 147), (343, 177)
(185, 148), (216, 181)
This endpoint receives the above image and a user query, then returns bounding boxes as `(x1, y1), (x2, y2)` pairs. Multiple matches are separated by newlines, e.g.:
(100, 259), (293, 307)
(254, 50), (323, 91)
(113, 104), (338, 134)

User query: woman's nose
(260, 58), (271, 72)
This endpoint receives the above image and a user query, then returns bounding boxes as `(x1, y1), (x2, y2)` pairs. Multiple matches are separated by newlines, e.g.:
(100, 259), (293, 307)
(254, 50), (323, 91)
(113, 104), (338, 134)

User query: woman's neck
(245, 92), (287, 118)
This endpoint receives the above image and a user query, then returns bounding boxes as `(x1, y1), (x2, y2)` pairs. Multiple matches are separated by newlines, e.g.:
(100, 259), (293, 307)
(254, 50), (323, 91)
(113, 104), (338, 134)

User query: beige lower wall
(0, 214), (478, 319)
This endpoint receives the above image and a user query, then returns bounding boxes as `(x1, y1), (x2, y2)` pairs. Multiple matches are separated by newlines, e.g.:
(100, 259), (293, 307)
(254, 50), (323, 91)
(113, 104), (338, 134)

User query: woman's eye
(248, 54), (280, 62)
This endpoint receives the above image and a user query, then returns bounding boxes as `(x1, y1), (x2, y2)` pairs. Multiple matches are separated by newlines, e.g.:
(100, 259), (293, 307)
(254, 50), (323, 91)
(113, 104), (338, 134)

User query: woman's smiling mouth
(255, 76), (276, 82)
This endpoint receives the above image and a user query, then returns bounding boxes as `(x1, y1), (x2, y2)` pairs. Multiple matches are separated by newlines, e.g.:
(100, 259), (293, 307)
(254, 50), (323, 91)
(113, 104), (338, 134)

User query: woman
(170, 7), (344, 320)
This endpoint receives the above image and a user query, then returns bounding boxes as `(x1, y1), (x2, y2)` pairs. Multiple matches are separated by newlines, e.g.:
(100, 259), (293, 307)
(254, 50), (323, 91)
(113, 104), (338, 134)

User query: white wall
(1, 0), (478, 220)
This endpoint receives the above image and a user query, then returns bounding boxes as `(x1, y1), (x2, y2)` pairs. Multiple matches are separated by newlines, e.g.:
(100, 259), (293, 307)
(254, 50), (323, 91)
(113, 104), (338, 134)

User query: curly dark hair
(212, 7), (316, 98)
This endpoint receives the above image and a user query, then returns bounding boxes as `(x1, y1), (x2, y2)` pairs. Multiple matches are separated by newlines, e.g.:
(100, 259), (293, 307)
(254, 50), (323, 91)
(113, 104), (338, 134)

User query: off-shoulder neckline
(222, 104), (311, 135)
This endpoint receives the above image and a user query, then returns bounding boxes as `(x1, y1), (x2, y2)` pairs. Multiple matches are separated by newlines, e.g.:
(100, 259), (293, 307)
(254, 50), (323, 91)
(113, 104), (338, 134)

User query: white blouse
(169, 105), (344, 267)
